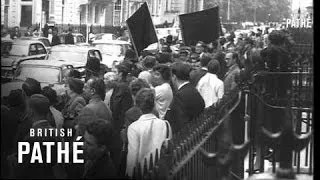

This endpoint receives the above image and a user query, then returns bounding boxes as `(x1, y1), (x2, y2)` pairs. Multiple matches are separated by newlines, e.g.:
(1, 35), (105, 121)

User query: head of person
(142, 55), (157, 70)
(41, 86), (58, 106)
(208, 59), (221, 75)
(124, 49), (138, 63)
(48, 28), (52, 34)
(129, 78), (150, 102)
(157, 52), (172, 64)
(166, 35), (173, 45)
(135, 88), (154, 114)
(84, 77), (106, 101)
(225, 52), (237, 68)
(115, 61), (131, 81)
(14, 26), (19, 31)
(84, 120), (115, 160)
(200, 53), (212, 68)
(53, 28), (58, 35)
(171, 62), (191, 89)
(6, 89), (26, 110)
(103, 72), (117, 90)
(65, 77), (84, 96)
(248, 48), (263, 70)
(28, 94), (51, 122)
(151, 64), (171, 87)
(195, 41), (205, 54)
(22, 78), (41, 98)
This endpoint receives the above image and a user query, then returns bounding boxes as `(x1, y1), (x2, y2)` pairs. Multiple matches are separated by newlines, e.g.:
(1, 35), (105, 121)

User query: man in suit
(223, 52), (241, 93)
(165, 62), (205, 133)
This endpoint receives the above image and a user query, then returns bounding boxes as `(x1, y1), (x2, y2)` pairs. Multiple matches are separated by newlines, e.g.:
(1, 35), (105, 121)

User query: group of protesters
(1, 27), (294, 179)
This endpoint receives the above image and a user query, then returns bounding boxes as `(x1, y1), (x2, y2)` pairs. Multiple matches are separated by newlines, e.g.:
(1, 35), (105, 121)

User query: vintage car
(59, 33), (86, 44)
(91, 39), (131, 69)
(45, 44), (102, 67)
(19, 36), (51, 51)
(1, 60), (84, 98)
(1, 39), (47, 82)
(93, 33), (117, 41)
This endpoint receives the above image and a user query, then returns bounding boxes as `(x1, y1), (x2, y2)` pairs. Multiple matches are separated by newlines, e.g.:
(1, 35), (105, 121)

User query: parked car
(19, 36), (51, 51)
(1, 39), (47, 82)
(93, 33), (117, 42)
(1, 60), (84, 97)
(59, 33), (86, 44)
(91, 40), (131, 69)
(45, 44), (103, 68)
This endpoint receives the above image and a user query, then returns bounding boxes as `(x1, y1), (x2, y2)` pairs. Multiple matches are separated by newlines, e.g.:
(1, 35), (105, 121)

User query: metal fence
(129, 49), (313, 179)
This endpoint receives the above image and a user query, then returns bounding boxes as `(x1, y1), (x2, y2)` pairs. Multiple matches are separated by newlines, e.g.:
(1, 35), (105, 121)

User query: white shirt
(196, 73), (224, 108)
(126, 114), (172, 177)
(48, 34), (53, 44)
(154, 82), (173, 119)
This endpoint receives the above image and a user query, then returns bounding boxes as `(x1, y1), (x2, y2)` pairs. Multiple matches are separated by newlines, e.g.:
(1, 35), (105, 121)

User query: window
(36, 44), (47, 54)
(115, 0), (121, 11)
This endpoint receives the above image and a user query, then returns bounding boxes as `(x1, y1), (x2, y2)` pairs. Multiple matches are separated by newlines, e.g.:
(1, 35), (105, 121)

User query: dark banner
(179, 6), (221, 46)
(126, 2), (158, 56)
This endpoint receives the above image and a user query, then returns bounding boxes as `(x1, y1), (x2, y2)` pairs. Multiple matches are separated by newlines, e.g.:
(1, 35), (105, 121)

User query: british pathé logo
(18, 128), (84, 164)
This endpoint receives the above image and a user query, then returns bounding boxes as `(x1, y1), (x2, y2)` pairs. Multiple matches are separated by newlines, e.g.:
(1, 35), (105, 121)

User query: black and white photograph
(1, 0), (313, 179)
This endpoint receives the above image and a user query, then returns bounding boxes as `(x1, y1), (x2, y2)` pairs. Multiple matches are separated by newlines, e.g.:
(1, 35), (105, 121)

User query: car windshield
(2, 43), (28, 56)
(93, 44), (124, 56)
(15, 66), (60, 83)
(47, 51), (87, 62)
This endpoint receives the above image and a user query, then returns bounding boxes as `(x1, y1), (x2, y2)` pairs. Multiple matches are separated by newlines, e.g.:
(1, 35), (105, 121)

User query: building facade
(1, 0), (204, 28)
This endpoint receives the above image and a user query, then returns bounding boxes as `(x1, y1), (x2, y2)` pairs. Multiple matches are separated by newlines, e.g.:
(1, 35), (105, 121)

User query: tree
(204, 0), (291, 23)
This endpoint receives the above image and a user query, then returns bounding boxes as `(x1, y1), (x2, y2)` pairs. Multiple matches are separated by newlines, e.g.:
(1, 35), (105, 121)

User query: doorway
(20, 5), (32, 27)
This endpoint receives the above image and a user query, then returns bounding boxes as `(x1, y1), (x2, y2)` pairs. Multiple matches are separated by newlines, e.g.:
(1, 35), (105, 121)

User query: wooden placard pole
(126, 21), (140, 60)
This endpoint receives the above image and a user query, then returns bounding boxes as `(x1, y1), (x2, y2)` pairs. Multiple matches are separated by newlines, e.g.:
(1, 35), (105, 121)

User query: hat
(116, 61), (131, 74)
(67, 77), (84, 94)
(29, 94), (50, 115)
(41, 86), (58, 105)
(22, 78), (41, 97)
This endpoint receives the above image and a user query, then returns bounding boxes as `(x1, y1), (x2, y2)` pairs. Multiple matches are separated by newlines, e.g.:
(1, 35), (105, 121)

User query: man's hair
(171, 62), (191, 81)
(41, 86), (58, 105)
(129, 78), (150, 96)
(200, 53), (212, 67)
(135, 88), (154, 114)
(85, 120), (115, 147)
(143, 56), (157, 69)
(152, 64), (171, 81)
(88, 77), (106, 100)
(22, 78), (41, 97)
(208, 60), (221, 74)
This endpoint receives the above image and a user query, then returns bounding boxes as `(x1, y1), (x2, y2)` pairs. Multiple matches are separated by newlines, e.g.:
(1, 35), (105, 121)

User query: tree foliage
(204, 0), (291, 22)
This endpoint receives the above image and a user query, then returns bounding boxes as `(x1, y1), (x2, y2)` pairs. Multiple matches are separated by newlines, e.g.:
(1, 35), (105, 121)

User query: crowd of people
(1, 27), (294, 179)
(1, 24), (76, 46)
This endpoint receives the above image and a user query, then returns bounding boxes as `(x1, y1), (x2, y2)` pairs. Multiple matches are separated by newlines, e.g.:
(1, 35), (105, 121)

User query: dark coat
(65, 33), (74, 44)
(189, 68), (207, 86)
(110, 81), (133, 133)
(165, 83), (205, 133)
(82, 152), (117, 179)
(51, 35), (61, 46)
(76, 96), (113, 136)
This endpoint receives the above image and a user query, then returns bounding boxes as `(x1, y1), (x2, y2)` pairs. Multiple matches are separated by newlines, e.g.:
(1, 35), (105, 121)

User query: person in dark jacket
(83, 120), (118, 179)
(65, 28), (74, 44)
(51, 28), (61, 46)
(165, 62), (205, 133)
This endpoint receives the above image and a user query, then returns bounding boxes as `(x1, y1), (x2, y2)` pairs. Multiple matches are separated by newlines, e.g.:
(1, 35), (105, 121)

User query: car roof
(19, 60), (76, 67)
(50, 44), (100, 52)
(92, 39), (130, 45)
(11, 39), (45, 45)
(19, 37), (49, 40)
